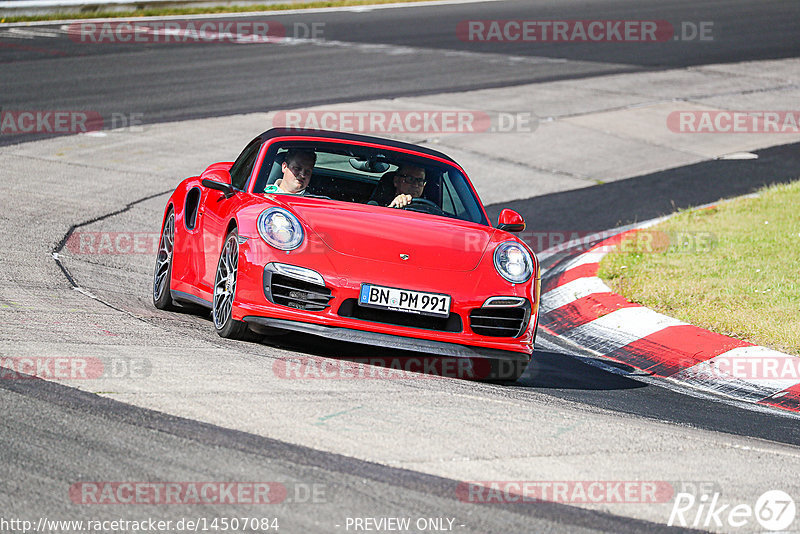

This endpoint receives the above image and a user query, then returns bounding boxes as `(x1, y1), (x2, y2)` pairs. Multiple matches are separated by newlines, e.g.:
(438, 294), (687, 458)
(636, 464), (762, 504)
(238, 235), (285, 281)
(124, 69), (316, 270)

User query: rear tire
(153, 210), (177, 311)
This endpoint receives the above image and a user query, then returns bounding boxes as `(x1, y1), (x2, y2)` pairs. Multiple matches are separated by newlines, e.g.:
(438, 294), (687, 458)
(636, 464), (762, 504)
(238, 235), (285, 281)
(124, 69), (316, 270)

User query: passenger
(264, 149), (316, 194)
(388, 164), (427, 208)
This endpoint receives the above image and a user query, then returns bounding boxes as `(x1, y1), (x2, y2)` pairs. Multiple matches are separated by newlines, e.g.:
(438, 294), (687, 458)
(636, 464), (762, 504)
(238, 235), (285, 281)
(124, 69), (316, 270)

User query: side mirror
(202, 178), (235, 198)
(497, 209), (525, 232)
(201, 164), (233, 183)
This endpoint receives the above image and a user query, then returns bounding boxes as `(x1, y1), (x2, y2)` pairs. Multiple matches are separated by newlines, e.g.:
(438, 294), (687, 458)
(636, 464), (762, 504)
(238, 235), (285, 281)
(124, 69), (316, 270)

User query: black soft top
(259, 128), (457, 164)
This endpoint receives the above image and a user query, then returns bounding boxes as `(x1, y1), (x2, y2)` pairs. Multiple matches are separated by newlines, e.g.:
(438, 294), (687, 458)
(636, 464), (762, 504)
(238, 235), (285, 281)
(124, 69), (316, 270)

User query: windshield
(252, 140), (489, 226)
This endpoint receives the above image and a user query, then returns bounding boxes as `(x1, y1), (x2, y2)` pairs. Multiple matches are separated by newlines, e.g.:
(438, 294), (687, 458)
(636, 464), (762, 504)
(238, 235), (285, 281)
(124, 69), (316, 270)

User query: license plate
(359, 284), (451, 318)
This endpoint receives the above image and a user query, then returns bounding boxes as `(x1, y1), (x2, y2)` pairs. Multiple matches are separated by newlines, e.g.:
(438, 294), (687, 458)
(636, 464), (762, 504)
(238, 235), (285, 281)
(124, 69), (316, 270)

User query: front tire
(212, 230), (254, 340)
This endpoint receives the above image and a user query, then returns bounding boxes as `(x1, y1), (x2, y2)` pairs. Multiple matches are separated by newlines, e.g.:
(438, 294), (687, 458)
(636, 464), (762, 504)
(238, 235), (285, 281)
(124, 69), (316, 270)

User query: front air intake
(264, 271), (332, 311)
(469, 300), (530, 338)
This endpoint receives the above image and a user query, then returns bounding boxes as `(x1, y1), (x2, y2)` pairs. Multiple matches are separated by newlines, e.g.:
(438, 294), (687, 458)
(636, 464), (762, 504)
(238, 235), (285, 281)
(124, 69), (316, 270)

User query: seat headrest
(368, 171), (398, 205)
(266, 152), (287, 186)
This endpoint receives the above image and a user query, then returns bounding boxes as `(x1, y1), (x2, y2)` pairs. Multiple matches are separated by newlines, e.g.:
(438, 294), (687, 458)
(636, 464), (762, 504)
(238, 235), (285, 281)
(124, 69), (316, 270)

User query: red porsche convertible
(153, 128), (539, 380)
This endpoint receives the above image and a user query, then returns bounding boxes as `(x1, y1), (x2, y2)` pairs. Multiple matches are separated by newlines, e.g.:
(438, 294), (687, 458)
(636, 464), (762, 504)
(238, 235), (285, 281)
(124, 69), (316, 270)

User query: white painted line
(591, 306), (688, 339)
(1, 15), (570, 71)
(0, 26), (65, 38)
(0, 0), (506, 25)
(716, 152), (759, 160)
(263, 36), (567, 67)
(539, 277), (612, 314)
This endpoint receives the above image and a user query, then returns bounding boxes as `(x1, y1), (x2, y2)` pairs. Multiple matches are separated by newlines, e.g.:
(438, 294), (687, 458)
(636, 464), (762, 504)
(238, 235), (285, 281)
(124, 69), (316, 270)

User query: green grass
(598, 179), (800, 356)
(1, 0), (428, 23)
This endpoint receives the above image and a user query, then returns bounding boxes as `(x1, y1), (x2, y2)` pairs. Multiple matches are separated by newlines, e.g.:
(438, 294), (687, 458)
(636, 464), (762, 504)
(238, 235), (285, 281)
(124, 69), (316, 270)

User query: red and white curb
(537, 218), (800, 414)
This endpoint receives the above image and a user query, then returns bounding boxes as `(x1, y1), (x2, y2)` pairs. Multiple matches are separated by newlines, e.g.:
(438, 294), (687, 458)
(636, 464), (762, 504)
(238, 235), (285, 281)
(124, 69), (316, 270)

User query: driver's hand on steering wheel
(389, 194), (413, 208)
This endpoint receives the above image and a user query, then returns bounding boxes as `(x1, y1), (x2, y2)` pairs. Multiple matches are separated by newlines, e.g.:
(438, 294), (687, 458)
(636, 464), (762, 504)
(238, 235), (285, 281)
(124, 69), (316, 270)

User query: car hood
(277, 197), (494, 271)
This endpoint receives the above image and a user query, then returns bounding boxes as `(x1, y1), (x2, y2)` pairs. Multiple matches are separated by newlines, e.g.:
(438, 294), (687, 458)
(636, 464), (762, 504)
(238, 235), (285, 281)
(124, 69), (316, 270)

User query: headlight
(257, 207), (304, 250)
(493, 241), (533, 284)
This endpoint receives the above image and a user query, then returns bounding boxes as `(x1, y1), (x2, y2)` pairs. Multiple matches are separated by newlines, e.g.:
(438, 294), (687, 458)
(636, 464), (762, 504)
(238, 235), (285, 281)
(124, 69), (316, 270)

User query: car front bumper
(233, 235), (539, 357)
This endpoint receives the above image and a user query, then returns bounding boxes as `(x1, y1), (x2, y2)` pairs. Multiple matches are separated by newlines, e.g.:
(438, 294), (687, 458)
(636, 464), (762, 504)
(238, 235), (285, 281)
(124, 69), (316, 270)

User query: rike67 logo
(669, 490), (795, 531)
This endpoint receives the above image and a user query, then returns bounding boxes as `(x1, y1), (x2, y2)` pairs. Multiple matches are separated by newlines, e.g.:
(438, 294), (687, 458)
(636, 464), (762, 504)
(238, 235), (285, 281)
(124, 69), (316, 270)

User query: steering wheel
(403, 197), (446, 216)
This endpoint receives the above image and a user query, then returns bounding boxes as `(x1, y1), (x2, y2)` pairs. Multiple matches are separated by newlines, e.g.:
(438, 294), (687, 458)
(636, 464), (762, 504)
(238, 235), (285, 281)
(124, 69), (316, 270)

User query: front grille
(337, 299), (462, 332)
(470, 305), (529, 338)
(264, 272), (332, 311)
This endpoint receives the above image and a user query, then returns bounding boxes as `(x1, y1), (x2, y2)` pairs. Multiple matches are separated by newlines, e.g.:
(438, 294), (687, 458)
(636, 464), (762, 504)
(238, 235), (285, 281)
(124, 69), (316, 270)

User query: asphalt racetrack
(2, 1), (800, 533)
(2, 0), (799, 144)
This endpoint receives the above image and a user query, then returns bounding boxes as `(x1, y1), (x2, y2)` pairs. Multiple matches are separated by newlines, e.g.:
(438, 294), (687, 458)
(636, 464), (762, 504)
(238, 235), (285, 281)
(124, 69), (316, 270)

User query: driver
(264, 149), (316, 195)
(388, 164), (426, 208)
